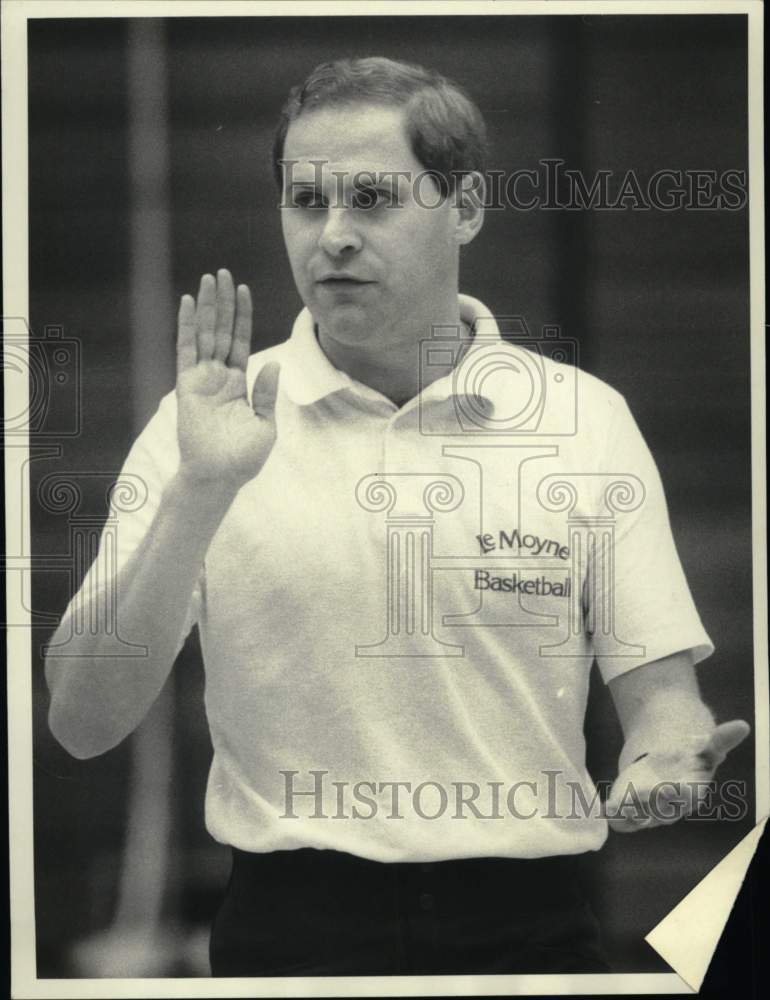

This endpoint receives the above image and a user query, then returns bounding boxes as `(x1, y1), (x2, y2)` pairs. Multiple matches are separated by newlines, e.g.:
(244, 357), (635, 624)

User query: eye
(290, 190), (327, 209)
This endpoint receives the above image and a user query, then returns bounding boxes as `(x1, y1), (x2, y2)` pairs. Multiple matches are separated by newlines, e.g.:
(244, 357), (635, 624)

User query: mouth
(316, 275), (375, 287)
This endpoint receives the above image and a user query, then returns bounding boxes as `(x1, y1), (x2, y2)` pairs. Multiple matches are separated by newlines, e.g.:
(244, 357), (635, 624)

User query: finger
(667, 778), (713, 818)
(631, 772), (715, 827)
(213, 268), (236, 363)
(227, 284), (253, 371)
(195, 273), (217, 361)
(251, 361), (280, 419)
(697, 719), (751, 769)
(647, 782), (693, 825)
(177, 294), (197, 374)
(605, 792), (661, 833)
(608, 813), (662, 834)
(604, 783), (656, 826)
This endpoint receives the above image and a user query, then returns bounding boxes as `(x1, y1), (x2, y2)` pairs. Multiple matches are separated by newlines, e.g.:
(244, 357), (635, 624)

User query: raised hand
(176, 269), (280, 491)
(605, 719), (751, 833)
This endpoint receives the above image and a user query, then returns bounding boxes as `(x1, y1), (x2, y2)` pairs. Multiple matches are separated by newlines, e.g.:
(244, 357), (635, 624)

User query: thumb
(251, 361), (281, 419)
(697, 719), (751, 769)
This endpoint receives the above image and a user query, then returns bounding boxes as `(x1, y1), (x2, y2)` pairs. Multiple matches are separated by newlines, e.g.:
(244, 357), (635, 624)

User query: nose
(318, 206), (362, 257)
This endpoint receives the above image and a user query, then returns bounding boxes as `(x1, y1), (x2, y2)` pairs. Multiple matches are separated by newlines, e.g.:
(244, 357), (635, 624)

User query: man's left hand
(605, 719), (751, 833)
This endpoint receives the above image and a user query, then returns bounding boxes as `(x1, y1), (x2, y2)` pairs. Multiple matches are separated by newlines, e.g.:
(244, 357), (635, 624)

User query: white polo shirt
(62, 294), (713, 862)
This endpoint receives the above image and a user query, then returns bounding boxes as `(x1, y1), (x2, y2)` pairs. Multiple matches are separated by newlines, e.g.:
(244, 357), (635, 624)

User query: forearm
(45, 469), (237, 758)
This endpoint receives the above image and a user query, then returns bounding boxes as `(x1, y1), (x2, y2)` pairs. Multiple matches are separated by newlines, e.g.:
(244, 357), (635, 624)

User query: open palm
(605, 719), (750, 833)
(176, 269), (279, 489)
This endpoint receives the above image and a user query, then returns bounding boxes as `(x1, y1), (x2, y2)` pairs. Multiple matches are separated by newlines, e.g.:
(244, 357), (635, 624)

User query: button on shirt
(63, 294), (713, 862)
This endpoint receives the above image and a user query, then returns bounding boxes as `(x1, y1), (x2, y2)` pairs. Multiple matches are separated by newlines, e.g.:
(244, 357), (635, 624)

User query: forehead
(282, 103), (423, 178)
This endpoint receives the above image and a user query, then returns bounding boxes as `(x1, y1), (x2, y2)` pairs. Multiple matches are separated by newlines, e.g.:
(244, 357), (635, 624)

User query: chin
(316, 304), (378, 345)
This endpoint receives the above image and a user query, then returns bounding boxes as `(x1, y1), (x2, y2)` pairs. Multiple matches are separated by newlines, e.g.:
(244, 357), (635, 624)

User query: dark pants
(209, 847), (610, 976)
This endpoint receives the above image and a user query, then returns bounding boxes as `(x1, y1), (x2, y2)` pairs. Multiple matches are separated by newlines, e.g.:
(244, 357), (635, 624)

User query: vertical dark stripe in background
(549, 16), (593, 373)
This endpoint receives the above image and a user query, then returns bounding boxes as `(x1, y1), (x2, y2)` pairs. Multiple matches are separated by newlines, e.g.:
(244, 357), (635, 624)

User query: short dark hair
(272, 56), (489, 196)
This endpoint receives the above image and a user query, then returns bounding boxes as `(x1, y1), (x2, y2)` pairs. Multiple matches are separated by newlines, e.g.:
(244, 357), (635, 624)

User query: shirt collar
(280, 293), (503, 408)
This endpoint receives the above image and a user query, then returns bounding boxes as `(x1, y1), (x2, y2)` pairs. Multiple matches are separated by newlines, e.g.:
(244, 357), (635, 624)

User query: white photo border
(3, 1), (766, 997)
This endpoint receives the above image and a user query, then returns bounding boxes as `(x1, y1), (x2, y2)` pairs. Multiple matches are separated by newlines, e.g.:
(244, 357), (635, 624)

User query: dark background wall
(29, 14), (753, 976)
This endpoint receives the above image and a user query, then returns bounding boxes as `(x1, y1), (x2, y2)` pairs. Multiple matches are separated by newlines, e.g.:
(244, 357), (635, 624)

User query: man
(45, 57), (749, 976)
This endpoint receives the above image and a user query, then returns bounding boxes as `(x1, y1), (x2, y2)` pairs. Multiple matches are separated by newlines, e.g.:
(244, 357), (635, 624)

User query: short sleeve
(58, 391), (202, 655)
(590, 392), (714, 683)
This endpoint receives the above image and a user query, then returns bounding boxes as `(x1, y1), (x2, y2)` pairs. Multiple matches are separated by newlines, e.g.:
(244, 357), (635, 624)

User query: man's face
(280, 103), (461, 347)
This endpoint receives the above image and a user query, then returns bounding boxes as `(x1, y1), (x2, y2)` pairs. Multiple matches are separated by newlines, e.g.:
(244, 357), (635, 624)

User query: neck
(316, 297), (469, 407)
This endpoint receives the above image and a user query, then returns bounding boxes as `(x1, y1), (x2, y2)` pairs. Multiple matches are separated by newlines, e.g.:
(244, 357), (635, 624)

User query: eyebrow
(356, 176), (399, 189)
(288, 172), (404, 188)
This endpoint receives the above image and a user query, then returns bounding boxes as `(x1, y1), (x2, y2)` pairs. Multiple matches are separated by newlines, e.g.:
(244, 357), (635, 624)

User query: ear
(453, 171), (486, 246)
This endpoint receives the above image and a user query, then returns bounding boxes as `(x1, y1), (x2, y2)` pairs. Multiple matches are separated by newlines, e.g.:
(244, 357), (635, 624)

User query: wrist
(618, 693), (716, 773)
(168, 467), (242, 515)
